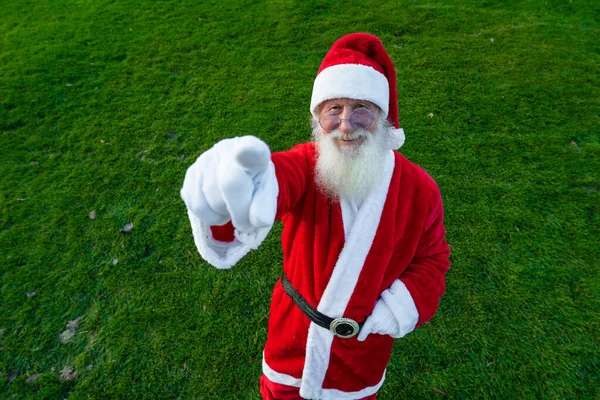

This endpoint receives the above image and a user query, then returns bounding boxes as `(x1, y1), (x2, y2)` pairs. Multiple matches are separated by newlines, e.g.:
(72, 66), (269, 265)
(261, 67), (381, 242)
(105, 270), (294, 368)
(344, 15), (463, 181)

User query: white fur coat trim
(262, 357), (386, 399)
(299, 150), (395, 399)
(262, 355), (301, 387)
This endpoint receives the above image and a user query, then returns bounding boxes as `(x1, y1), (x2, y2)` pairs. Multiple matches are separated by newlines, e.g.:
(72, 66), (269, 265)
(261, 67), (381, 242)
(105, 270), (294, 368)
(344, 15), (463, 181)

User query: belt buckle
(329, 317), (360, 339)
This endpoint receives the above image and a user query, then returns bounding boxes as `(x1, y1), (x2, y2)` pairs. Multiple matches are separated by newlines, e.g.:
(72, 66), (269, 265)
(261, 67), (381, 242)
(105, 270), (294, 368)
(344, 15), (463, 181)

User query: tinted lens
(319, 109), (374, 132)
(349, 108), (373, 129)
(319, 113), (341, 132)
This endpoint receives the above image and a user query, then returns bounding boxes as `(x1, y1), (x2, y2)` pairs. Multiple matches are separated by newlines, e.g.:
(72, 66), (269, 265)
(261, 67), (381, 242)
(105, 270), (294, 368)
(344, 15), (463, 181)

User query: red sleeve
(399, 185), (451, 327)
(271, 143), (313, 219)
(210, 221), (235, 242)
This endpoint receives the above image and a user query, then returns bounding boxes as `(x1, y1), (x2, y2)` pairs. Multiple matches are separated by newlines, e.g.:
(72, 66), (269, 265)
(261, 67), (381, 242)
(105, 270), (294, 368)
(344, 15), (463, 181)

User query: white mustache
(326, 129), (369, 141)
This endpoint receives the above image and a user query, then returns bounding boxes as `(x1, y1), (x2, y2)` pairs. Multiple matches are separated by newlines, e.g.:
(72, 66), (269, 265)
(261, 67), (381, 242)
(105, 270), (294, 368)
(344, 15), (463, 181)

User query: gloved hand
(180, 136), (276, 242)
(357, 298), (400, 342)
(357, 279), (419, 342)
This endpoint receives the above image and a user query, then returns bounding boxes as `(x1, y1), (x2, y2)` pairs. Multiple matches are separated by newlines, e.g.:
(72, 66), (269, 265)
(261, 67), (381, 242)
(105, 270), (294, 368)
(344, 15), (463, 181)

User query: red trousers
(260, 374), (377, 400)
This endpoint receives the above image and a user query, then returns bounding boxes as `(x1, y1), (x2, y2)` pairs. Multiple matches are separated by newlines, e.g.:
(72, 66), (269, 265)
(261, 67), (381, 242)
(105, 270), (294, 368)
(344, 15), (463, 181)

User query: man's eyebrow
(353, 101), (375, 109)
(322, 101), (339, 108)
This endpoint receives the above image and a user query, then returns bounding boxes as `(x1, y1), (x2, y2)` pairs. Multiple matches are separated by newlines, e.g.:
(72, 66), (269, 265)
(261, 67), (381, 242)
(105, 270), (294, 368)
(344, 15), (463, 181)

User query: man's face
(312, 98), (388, 201)
(317, 98), (380, 152)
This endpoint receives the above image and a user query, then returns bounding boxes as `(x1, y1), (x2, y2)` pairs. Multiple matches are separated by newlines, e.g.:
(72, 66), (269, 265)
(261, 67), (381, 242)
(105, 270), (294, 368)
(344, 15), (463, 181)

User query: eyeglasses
(318, 108), (375, 132)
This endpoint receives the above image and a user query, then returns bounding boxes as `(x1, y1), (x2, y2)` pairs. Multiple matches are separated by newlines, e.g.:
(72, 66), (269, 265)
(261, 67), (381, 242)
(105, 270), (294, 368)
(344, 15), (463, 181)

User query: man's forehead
(320, 98), (378, 109)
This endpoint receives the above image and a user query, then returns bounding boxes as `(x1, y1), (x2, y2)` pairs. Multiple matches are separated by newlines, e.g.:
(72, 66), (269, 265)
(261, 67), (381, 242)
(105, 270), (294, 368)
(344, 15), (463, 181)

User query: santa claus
(180, 33), (450, 399)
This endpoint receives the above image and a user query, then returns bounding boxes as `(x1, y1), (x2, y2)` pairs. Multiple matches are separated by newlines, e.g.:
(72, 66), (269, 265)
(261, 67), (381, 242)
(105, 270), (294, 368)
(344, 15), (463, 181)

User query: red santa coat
(196, 142), (450, 398)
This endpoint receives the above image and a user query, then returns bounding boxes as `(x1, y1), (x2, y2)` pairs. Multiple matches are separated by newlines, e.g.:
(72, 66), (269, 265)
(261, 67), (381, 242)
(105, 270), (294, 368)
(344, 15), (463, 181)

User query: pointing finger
(233, 136), (271, 178)
(218, 157), (255, 233)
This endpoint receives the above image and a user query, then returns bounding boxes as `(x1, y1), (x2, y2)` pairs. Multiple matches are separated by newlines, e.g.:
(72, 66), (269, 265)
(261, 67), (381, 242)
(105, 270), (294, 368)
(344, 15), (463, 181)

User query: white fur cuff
(381, 279), (419, 337)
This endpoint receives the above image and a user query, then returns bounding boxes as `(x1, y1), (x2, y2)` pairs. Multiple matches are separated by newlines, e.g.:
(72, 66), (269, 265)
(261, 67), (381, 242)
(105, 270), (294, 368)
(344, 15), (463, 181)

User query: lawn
(1, 0), (598, 398)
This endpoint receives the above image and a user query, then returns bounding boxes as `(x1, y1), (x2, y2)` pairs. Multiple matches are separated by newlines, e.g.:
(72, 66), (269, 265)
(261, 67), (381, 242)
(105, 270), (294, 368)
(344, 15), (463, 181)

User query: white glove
(357, 298), (400, 342)
(357, 280), (419, 342)
(181, 136), (276, 241)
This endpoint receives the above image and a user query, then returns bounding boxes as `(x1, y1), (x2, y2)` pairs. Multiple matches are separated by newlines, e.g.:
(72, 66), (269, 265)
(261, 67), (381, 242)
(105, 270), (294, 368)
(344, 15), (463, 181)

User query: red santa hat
(310, 33), (405, 149)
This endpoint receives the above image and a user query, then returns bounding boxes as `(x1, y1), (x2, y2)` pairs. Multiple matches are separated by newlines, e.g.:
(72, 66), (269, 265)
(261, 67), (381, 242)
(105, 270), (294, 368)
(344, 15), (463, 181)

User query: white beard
(312, 119), (389, 202)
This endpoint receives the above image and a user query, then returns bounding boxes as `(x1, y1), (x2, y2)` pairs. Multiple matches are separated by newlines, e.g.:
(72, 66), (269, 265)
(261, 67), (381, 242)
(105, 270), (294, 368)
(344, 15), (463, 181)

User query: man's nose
(338, 107), (354, 134)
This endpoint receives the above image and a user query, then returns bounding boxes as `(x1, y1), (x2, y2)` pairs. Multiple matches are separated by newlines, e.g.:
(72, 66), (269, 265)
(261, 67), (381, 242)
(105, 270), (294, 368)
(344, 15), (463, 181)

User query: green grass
(1, 0), (598, 398)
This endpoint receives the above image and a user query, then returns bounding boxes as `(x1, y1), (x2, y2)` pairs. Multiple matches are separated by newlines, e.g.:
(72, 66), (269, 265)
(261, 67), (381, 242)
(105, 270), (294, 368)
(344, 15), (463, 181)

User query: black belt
(281, 273), (363, 339)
